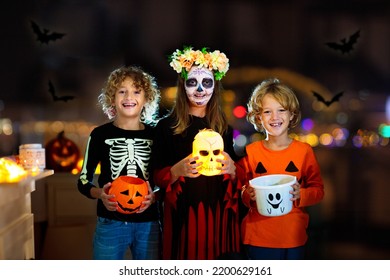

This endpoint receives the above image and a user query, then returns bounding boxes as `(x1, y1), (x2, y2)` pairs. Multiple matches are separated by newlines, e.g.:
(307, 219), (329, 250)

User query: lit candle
(19, 144), (46, 171)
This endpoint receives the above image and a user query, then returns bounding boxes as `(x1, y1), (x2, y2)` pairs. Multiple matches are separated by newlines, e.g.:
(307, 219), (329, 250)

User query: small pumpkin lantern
(192, 129), (224, 176)
(45, 131), (80, 172)
(109, 176), (149, 214)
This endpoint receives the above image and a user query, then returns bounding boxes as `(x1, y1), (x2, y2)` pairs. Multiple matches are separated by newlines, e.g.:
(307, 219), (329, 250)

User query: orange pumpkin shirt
(238, 139), (324, 248)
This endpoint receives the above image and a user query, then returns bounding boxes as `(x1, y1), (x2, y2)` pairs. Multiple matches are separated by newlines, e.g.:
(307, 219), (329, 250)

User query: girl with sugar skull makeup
(153, 46), (243, 260)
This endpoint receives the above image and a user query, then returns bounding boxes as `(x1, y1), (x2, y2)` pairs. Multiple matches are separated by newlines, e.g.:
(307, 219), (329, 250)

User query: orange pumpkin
(109, 176), (148, 214)
(45, 131), (80, 172)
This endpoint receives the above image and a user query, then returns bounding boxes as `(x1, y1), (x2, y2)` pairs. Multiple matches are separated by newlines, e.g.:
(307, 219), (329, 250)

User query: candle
(19, 144), (46, 171)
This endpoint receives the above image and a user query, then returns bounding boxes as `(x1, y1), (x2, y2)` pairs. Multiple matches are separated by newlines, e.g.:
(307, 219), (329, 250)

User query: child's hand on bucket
(247, 185), (256, 201)
(290, 182), (300, 201)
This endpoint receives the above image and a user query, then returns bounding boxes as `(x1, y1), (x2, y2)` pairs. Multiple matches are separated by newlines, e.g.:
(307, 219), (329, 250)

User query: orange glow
(73, 158), (101, 174)
(76, 158), (84, 171)
(305, 133), (319, 147)
(319, 133), (333, 146)
(0, 157), (27, 183)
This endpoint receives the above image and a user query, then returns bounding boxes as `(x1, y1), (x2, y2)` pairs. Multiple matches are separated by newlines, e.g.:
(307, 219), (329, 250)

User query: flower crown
(168, 46), (229, 81)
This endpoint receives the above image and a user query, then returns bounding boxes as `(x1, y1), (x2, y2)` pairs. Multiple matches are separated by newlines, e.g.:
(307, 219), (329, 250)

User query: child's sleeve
(77, 133), (100, 199)
(298, 146), (325, 207)
(236, 156), (255, 208)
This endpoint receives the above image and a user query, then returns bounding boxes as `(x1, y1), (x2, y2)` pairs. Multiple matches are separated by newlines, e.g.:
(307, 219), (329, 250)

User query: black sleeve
(152, 116), (175, 169)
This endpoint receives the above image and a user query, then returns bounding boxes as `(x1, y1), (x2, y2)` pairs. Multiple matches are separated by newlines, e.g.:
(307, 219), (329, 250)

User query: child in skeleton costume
(237, 78), (324, 260)
(153, 47), (242, 260)
(77, 66), (161, 260)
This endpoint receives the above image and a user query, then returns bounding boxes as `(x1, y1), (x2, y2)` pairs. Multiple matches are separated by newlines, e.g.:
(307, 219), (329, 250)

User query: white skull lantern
(192, 129), (224, 176)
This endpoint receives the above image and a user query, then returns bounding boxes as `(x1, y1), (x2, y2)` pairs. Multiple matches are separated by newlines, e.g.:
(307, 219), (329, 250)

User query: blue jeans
(245, 245), (305, 260)
(93, 217), (161, 260)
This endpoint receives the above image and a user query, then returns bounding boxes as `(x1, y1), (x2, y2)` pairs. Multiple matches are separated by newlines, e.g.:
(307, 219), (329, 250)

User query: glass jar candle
(19, 143), (46, 171)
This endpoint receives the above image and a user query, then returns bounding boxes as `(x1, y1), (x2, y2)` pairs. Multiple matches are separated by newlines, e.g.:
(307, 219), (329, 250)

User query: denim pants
(245, 245), (305, 260)
(93, 217), (161, 260)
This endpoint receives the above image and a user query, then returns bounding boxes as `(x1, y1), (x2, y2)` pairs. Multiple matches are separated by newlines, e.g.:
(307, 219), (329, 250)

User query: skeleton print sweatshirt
(77, 122), (159, 222)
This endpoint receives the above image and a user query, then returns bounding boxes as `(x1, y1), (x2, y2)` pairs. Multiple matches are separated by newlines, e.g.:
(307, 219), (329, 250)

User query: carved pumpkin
(45, 131), (80, 172)
(109, 176), (148, 214)
(192, 129), (225, 176)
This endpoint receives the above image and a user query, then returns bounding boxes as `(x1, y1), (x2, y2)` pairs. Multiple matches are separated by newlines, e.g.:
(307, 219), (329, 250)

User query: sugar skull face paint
(185, 67), (214, 107)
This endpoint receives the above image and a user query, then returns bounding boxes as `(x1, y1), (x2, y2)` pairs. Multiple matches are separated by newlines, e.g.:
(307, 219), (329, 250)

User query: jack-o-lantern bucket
(250, 174), (296, 217)
(192, 129), (224, 176)
(109, 176), (148, 214)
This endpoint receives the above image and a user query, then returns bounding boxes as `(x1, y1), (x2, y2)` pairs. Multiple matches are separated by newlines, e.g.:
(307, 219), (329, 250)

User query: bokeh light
(233, 105), (247, 118)
(234, 134), (248, 148)
(301, 118), (314, 131)
(233, 129), (241, 139)
(319, 133), (333, 146)
(379, 123), (390, 138)
(305, 133), (319, 147)
(332, 127), (349, 147)
(352, 135), (363, 148)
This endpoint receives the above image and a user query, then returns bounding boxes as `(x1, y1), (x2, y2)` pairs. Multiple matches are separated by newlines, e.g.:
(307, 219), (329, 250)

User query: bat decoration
(312, 91), (344, 107)
(325, 30), (360, 54)
(30, 20), (66, 44)
(48, 80), (75, 102)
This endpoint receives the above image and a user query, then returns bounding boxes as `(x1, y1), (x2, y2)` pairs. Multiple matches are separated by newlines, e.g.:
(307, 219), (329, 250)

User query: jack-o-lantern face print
(192, 129), (224, 176)
(108, 176), (148, 214)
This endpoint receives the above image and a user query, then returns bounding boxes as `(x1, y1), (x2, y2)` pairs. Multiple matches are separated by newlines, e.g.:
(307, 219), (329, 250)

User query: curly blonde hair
(98, 65), (160, 126)
(247, 78), (301, 132)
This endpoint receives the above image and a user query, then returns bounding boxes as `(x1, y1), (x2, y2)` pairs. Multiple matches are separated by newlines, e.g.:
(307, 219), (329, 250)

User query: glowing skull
(192, 129), (224, 176)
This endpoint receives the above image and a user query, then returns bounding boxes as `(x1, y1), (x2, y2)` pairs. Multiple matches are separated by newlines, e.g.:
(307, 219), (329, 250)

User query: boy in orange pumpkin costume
(237, 78), (324, 259)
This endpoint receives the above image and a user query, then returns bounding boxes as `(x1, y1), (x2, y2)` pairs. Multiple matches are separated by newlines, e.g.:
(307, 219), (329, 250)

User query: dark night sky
(1, 1), (389, 118)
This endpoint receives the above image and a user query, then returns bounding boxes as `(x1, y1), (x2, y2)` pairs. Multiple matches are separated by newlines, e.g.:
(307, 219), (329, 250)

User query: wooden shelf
(0, 169), (53, 259)
(0, 169), (54, 187)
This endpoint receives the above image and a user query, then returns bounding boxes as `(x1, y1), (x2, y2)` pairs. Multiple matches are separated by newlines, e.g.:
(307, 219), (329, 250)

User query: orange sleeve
(236, 156), (254, 208)
(298, 147), (324, 207)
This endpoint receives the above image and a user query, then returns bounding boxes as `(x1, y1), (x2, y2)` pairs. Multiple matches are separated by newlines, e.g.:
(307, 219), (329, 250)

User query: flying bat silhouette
(325, 30), (360, 54)
(312, 91), (344, 107)
(48, 80), (75, 102)
(30, 20), (66, 44)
